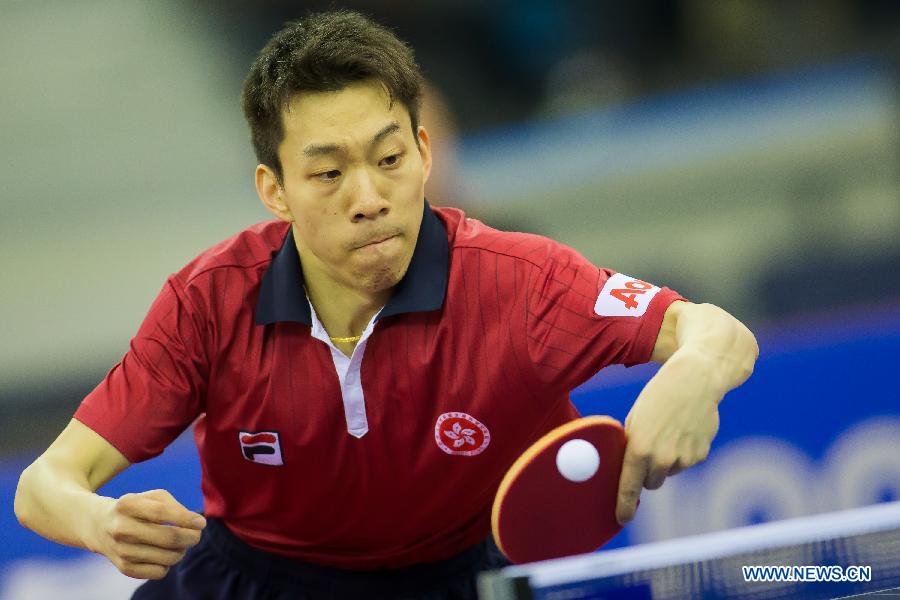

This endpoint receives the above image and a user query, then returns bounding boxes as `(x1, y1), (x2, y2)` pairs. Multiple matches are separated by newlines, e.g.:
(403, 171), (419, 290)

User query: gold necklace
(329, 334), (362, 343)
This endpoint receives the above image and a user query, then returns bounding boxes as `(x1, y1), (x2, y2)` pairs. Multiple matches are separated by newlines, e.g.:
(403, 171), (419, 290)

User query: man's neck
(303, 267), (390, 356)
(307, 278), (388, 334)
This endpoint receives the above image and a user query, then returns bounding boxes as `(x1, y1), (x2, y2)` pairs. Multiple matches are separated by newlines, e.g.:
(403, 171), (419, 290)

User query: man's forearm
(15, 458), (112, 552)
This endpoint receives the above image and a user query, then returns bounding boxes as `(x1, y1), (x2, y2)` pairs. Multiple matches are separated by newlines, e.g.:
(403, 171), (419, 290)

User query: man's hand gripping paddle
(491, 416), (630, 564)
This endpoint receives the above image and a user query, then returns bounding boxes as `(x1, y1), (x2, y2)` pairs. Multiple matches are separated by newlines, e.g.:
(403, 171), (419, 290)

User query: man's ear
(255, 164), (293, 222)
(416, 126), (433, 185)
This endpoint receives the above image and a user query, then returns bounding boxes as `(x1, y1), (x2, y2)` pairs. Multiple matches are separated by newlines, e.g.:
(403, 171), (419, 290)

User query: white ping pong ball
(556, 439), (600, 482)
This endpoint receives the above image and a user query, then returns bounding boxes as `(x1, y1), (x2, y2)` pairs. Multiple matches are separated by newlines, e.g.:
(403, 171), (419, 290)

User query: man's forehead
(281, 81), (405, 138)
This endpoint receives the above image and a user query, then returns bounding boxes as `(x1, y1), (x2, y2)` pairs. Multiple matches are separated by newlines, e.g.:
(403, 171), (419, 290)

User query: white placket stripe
(307, 299), (379, 438)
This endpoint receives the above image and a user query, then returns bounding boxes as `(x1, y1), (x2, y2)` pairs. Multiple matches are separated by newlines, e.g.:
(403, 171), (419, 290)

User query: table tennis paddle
(491, 415), (629, 564)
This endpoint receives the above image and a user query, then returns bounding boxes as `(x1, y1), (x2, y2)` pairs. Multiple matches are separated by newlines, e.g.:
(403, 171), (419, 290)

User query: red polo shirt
(74, 202), (684, 569)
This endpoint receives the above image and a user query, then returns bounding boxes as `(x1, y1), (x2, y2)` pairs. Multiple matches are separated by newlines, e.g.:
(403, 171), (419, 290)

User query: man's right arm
(14, 419), (206, 579)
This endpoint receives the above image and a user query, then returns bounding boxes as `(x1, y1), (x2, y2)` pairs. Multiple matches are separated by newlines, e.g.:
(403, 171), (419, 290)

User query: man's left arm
(616, 300), (759, 525)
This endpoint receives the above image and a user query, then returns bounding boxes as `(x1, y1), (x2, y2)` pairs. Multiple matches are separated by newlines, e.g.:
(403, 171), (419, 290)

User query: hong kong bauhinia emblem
(435, 412), (490, 456)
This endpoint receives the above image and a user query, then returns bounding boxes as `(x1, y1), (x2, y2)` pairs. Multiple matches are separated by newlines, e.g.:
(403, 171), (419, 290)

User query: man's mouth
(355, 233), (399, 249)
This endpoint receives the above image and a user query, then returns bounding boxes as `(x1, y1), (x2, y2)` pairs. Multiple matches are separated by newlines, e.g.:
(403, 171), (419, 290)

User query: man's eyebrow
(302, 121), (401, 158)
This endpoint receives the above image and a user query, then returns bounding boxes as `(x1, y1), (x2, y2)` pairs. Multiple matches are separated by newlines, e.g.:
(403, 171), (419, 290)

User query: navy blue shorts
(132, 518), (511, 599)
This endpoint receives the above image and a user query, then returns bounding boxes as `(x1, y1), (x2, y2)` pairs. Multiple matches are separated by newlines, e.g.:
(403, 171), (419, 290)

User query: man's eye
(380, 154), (401, 168)
(315, 170), (341, 182)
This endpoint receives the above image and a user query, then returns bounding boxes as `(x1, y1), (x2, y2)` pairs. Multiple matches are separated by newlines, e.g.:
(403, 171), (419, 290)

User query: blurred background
(1, 1), (899, 597)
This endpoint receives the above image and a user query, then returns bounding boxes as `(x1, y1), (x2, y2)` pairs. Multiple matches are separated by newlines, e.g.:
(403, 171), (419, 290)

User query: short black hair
(241, 11), (424, 184)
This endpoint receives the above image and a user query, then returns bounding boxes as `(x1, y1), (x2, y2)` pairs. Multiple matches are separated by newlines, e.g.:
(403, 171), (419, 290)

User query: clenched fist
(88, 489), (206, 579)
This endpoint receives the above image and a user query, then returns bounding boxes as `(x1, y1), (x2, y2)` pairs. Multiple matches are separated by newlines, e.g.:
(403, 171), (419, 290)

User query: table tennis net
(478, 501), (900, 600)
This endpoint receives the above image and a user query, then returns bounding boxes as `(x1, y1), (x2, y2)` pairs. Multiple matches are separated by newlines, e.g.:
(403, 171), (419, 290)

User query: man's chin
(352, 244), (413, 292)
(360, 265), (405, 294)
(353, 253), (412, 294)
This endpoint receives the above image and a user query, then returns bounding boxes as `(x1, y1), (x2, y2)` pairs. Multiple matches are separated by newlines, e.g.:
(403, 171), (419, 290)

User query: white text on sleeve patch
(594, 273), (661, 317)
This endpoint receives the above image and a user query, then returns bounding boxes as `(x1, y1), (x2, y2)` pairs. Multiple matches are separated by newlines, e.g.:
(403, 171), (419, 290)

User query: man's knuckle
(167, 529), (183, 548)
(154, 489), (175, 501)
(114, 497), (134, 515)
(145, 505), (165, 523)
(644, 474), (665, 489)
(628, 443), (651, 461)
(112, 517), (139, 539)
(109, 524), (128, 543)
(151, 566), (171, 580)
(184, 530), (201, 546)
(118, 546), (140, 562)
(680, 454), (698, 468)
(656, 452), (678, 469)
(646, 454), (665, 469)
(619, 486), (638, 501)
(120, 562), (143, 578)
(120, 566), (138, 578)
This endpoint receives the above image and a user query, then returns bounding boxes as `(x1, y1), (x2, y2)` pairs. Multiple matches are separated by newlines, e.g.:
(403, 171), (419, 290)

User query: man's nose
(350, 170), (389, 222)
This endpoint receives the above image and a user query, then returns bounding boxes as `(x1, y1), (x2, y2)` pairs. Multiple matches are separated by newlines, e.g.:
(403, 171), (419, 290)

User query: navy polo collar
(254, 201), (449, 326)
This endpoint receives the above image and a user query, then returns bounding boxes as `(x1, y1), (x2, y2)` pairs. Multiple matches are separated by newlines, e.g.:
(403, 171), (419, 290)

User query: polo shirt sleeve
(525, 242), (686, 392)
(73, 275), (208, 463)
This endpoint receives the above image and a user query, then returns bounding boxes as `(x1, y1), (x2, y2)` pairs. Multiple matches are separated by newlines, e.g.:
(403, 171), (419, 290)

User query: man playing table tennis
(14, 10), (758, 599)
